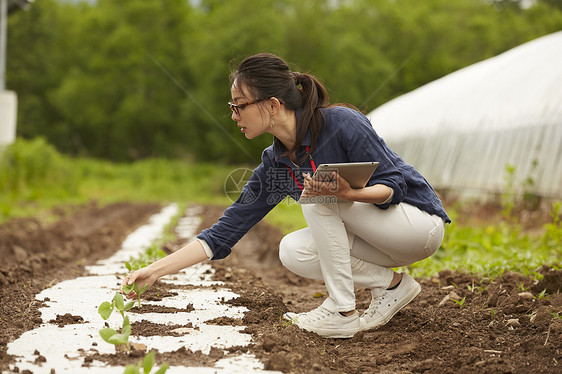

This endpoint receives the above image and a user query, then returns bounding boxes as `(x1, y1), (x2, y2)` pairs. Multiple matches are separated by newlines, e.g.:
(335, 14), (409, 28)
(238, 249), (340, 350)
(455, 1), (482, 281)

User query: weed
(551, 312), (562, 320)
(537, 289), (548, 300)
(124, 351), (169, 374)
(543, 202), (562, 247)
(531, 271), (544, 281)
(467, 281), (483, 293)
(501, 164), (516, 222)
(279, 314), (293, 327)
(490, 309), (495, 320)
(450, 297), (466, 309)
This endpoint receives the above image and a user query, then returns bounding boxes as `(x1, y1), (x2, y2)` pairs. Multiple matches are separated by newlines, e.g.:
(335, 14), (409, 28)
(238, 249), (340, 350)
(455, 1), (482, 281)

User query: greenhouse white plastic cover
(367, 31), (562, 198)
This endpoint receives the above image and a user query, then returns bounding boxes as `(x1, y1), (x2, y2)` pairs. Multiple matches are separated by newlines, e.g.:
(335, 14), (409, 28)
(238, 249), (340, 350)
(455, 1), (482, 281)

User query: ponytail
(291, 72), (329, 159)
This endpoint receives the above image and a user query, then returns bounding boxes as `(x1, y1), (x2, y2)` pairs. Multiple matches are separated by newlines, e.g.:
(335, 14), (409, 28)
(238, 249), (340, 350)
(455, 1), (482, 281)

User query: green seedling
(466, 282), (483, 293)
(517, 283), (528, 292)
(490, 309), (495, 320)
(279, 314), (294, 327)
(537, 289), (548, 300)
(124, 351), (168, 374)
(125, 259), (141, 272)
(124, 350), (169, 374)
(122, 281), (149, 308)
(100, 315), (132, 350)
(450, 297), (466, 309)
(125, 244), (167, 272)
(98, 292), (135, 320)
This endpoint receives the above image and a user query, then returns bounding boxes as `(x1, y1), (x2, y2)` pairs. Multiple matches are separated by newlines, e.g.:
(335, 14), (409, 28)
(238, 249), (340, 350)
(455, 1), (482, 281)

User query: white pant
(279, 202), (445, 312)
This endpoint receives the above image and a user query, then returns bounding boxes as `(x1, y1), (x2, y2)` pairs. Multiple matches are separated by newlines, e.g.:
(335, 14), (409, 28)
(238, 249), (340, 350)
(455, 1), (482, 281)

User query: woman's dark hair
(230, 53), (329, 158)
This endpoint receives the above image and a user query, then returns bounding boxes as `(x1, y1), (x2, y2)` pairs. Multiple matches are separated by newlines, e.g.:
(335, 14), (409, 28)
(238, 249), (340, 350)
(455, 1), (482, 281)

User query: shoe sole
(283, 312), (359, 338)
(360, 280), (421, 331)
(298, 322), (359, 338)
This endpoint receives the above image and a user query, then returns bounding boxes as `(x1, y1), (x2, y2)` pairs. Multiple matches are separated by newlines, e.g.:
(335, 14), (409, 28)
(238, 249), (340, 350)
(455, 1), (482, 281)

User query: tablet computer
(315, 162), (379, 189)
(298, 162), (379, 204)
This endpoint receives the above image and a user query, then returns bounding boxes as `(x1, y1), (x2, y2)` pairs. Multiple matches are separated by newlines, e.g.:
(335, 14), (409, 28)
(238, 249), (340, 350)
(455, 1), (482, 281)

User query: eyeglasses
(228, 98), (266, 115)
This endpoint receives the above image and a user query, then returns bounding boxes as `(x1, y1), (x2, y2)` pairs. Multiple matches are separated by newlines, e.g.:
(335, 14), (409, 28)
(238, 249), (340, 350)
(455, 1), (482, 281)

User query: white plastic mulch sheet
(6, 204), (280, 374)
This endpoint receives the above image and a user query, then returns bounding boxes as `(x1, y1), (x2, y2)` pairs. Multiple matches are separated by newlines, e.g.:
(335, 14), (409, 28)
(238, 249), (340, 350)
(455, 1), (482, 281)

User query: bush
(0, 137), (79, 203)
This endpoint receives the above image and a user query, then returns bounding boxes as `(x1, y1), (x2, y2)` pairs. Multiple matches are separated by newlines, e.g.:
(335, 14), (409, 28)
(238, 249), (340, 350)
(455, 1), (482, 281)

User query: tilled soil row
(0, 201), (161, 371)
(199, 206), (562, 374)
(1, 203), (561, 373)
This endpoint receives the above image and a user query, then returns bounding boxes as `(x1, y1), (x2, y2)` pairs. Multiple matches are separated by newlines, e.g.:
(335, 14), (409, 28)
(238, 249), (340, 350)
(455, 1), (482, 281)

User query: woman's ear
(269, 97), (281, 111)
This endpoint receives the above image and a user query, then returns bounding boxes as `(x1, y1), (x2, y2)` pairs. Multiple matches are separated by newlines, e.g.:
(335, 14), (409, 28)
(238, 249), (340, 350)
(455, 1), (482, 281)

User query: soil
(1, 202), (561, 373)
(0, 201), (161, 370)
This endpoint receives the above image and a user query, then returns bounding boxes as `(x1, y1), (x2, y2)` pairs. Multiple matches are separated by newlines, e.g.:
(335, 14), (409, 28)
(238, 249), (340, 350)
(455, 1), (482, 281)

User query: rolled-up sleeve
(196, 149), (288, 260)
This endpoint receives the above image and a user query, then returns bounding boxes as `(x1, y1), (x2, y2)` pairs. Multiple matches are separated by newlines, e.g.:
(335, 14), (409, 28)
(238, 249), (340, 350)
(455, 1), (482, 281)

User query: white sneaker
(283, 305), (360, 338)
(359, 273), (421, 331)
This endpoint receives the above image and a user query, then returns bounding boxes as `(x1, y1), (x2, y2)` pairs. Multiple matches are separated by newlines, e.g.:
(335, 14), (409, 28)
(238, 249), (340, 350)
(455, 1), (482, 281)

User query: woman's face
(230, 82), (270, 139)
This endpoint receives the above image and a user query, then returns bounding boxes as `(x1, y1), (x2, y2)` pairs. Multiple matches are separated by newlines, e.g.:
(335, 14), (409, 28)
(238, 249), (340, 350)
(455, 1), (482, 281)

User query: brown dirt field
(0, 201), (161, 370)
(204, 205), (562, 374)
(1, 203), (561, 373)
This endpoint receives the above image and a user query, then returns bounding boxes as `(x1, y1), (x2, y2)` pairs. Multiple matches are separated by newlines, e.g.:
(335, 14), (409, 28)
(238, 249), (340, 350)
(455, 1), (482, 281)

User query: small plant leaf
(124, 300), (135, 311)
(154, 363), (169, 374)
(122, 316), (132, 336)
(124, 365), (140, 374)
(143, 351), (155, 374)
(122, 283), (134, 294)
(99, 328), (118, 343)
(108, 333), (129, 345)
(125, 262), (133, 272)
(98, 301), (113, 320)
(450, 297), (466, 308)
(114, 292), (125, 311)
(140, 284), (149, 294)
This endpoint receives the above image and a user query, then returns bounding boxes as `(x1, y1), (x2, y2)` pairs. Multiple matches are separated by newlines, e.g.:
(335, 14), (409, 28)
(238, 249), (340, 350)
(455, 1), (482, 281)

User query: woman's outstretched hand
(121, 266), (158, 300)
(119, 239), (209, 299)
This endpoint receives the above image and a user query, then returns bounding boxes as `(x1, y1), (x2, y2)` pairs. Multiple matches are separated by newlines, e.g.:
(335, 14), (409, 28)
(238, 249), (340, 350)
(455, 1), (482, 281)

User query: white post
(0, 0), (16, 150)
(0, 0), (7, 91)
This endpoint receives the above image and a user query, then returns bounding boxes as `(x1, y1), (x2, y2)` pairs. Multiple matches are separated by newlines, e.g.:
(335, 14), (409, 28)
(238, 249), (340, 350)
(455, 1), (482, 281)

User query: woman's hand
(119, 240), (209, 299)
(121, 266), (159, 300)
(302, 171), (393, 204)
(302, 171), (352, 200)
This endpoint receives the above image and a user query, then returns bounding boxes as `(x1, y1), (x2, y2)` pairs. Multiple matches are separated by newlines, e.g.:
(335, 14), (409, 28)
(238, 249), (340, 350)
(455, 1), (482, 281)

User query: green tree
(6, 0), (562, 163)
(179, 0), (288, 163)
(6, 0), (80, 147)
(49, 0), (194, 160)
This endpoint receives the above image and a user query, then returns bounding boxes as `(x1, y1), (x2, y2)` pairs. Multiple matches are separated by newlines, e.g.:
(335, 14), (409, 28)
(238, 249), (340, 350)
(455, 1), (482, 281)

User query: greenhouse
(367, 31), (562, 199)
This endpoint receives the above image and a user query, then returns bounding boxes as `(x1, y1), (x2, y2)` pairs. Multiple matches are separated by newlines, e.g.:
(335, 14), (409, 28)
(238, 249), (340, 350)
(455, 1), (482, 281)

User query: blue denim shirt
(198, 106), (451, 260)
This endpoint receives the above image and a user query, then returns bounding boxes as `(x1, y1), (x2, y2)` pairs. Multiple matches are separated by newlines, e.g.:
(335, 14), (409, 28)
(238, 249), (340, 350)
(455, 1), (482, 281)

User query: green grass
(407, 217), (561, 279)
(75, 157), (234, 206)
(265, 199), (561, 280)
(265, 198), (307, 234)
(0, 138), (234, 222)
(1, 137), (560, 280)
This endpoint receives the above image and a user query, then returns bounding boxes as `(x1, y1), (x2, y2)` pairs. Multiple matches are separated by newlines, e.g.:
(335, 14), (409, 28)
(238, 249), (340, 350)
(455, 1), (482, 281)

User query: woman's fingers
(127, 271), (139, 285)
(121, 271), (140, 298)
